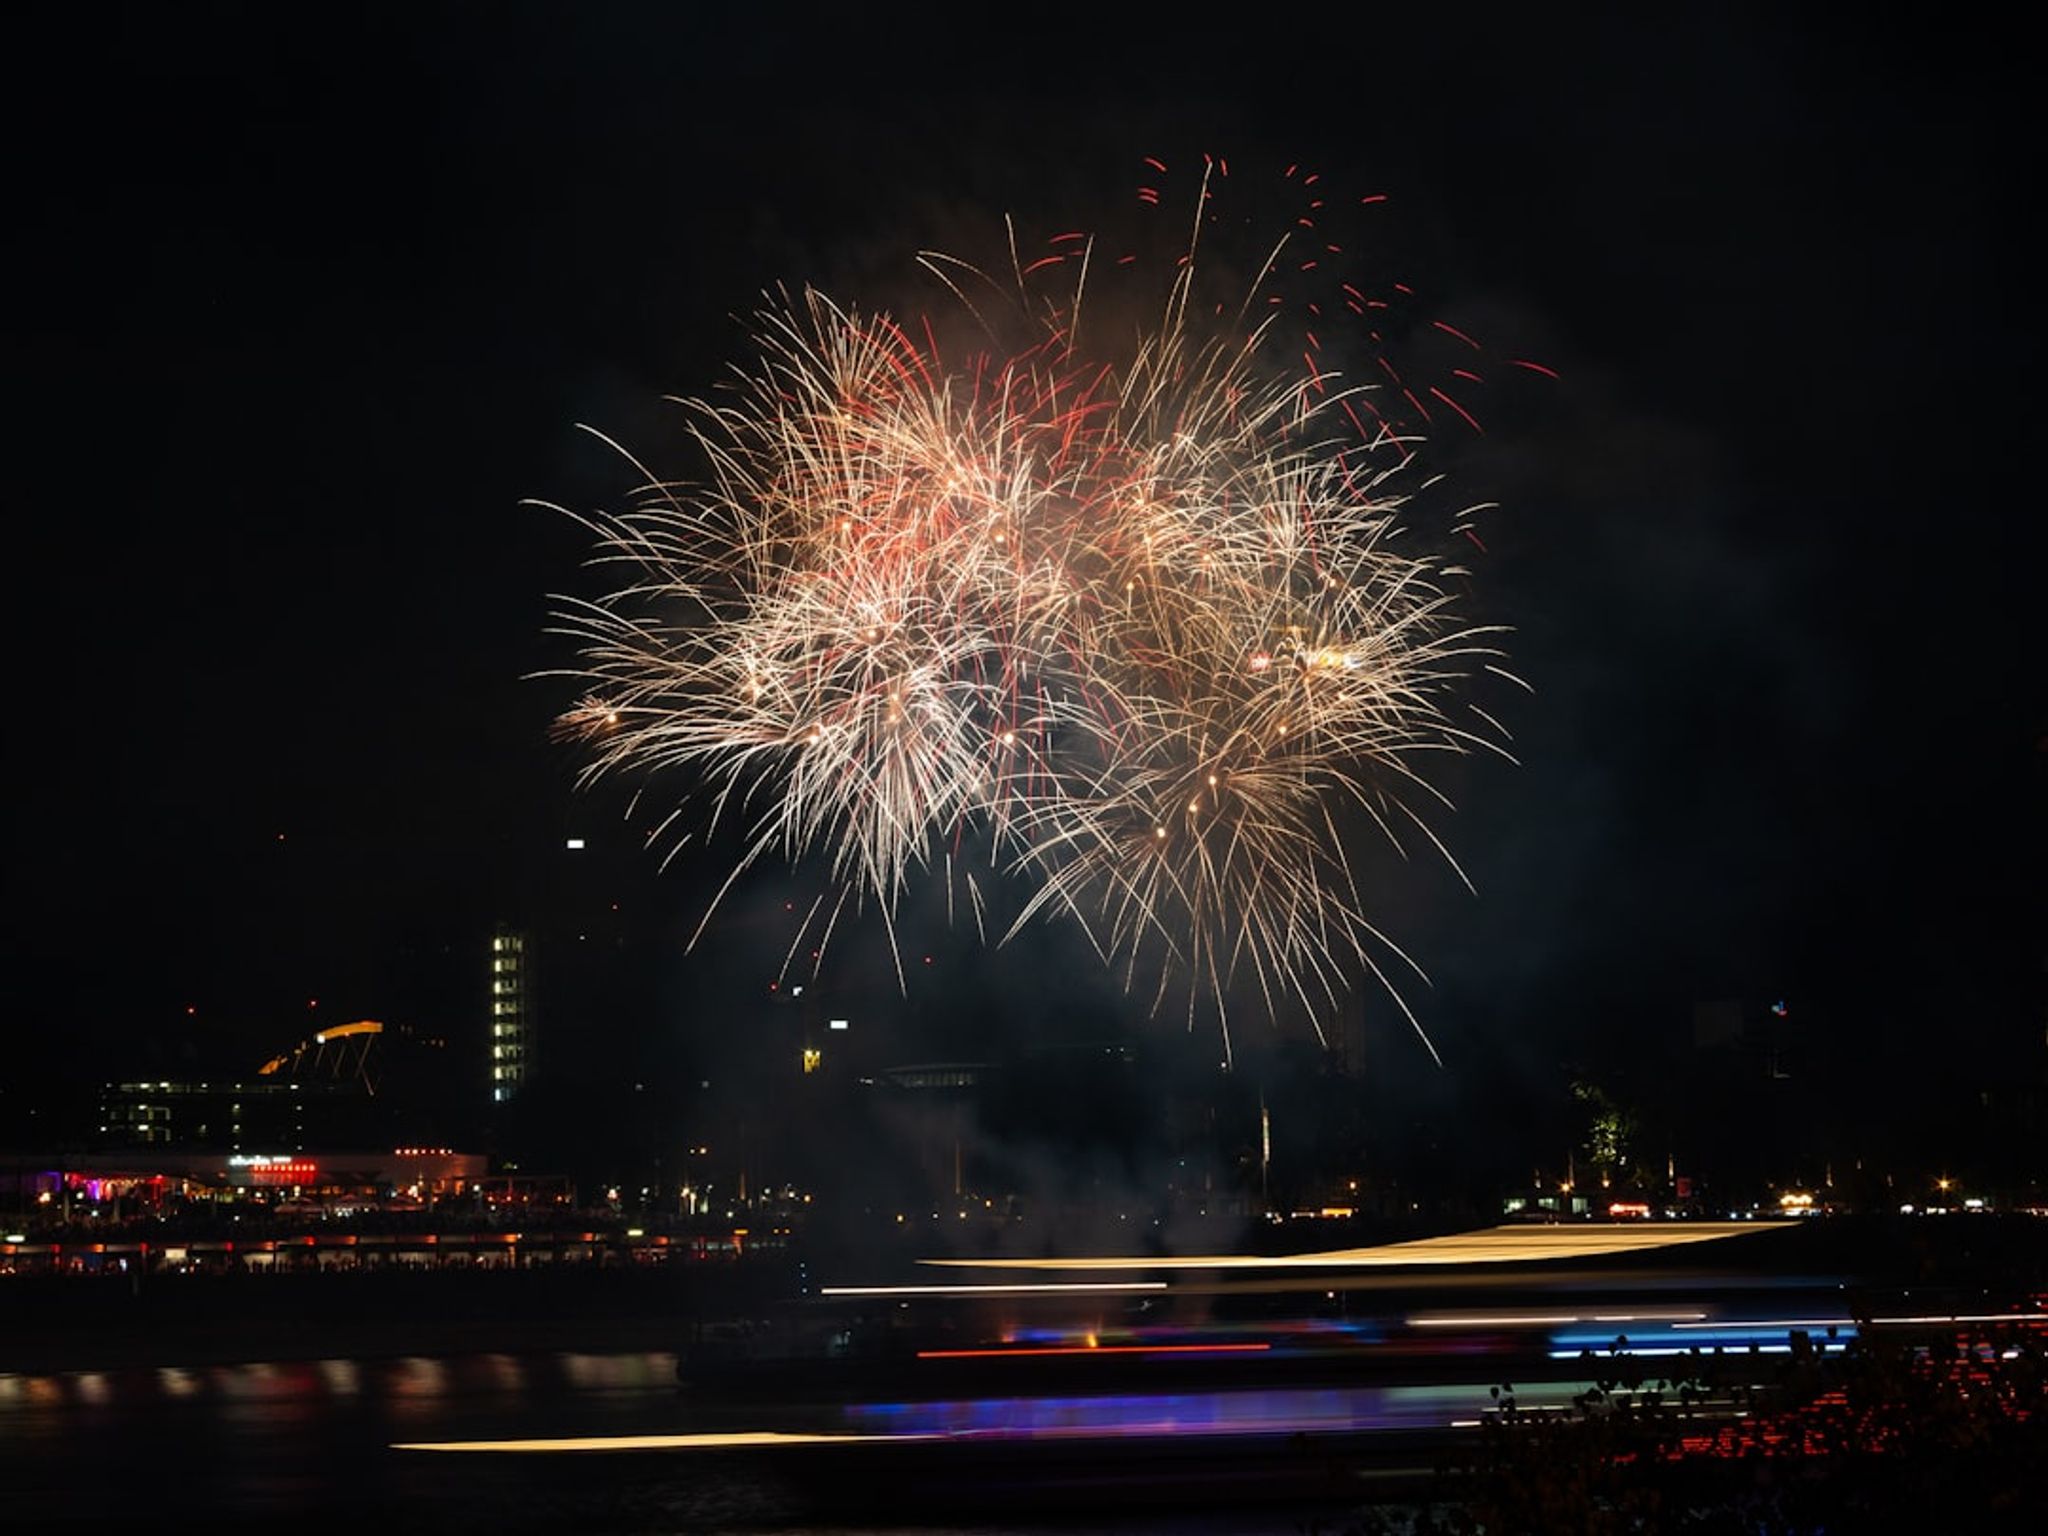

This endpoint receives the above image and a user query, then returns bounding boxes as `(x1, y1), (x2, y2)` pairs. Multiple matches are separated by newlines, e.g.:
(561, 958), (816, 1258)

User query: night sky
(6, 9), (2039, 1157)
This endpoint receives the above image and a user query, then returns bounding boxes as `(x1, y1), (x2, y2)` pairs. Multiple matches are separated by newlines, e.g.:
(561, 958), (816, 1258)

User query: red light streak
(1428, 386), (1483, 434)
(916, 1342), (1270, 1360)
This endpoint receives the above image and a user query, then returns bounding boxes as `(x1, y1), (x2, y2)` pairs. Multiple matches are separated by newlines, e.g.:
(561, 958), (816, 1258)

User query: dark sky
(5, 8), (2039, 1133)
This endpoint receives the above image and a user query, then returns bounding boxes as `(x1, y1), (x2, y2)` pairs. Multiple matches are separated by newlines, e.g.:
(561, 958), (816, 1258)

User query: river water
(0, 1346), (1382, 1532)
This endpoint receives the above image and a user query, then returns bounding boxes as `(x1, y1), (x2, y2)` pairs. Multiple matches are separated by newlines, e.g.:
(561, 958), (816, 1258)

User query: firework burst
(540, 157), (1535, 1064)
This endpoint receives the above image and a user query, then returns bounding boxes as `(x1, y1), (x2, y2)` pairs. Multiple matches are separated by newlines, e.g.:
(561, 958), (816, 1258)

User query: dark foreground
(3, 1216), (2043, 1532)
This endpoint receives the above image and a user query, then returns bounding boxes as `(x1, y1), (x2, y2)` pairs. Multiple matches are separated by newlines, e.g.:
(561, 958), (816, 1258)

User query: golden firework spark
(539, 158), (1534, 1063)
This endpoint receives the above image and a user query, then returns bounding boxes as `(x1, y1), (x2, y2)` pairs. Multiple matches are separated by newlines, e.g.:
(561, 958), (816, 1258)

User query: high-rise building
(1328, 1000), (1369, 1077)
(489, 926), (534, 1103)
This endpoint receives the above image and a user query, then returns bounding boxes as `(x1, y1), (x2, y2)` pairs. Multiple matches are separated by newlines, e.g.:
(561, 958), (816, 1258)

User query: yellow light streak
(394, 1431), (935, 1454)
(919, 1223), (1789, 1272)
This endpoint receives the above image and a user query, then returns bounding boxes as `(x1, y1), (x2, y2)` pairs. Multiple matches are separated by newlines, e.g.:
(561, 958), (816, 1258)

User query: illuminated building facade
(100, 1080), (315, 1151)
(489, 926), (533, 1103)
(97, 1020), (459, 1152)
(1, 1147), (490, 1215)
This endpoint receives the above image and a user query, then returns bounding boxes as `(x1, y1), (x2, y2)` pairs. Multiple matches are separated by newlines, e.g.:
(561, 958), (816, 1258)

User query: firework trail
(540, 157), (1537, 1065)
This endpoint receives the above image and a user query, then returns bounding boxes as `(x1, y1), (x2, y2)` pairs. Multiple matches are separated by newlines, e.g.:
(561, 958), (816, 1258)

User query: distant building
(876, 1062), (990, 1091)
(1328, 1002), (1369, 1076)
(101, 1079), (320, 1150)
(6, 1146), (489, 1214)
(1691, 999), (1745, 1051)
(1691, 997), (1795, 1078)
(99, 1019), (458, 1152)
(489, 926), (534, 1103)
(870, 1062), (994, 1198)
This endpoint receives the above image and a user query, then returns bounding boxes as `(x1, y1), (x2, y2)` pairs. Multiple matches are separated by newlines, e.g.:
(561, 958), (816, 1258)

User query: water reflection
(157, 1366), (201, 1399)
(556, 1350), (675, 1390)
(388, 1355), (448, 1396)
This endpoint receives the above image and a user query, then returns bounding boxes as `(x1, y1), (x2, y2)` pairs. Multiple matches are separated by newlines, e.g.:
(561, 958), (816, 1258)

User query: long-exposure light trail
(1406, 1310), (1709, 1327)
(1672, 1312), (2048, 1330)
(819, 1281), (1167, 1297)
(393, 1431), (939, 1453)
(1547, 1345), (1849, 1360)
(914, 1342), (1271, 1360)
(920, 1222), (1789, 1272)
